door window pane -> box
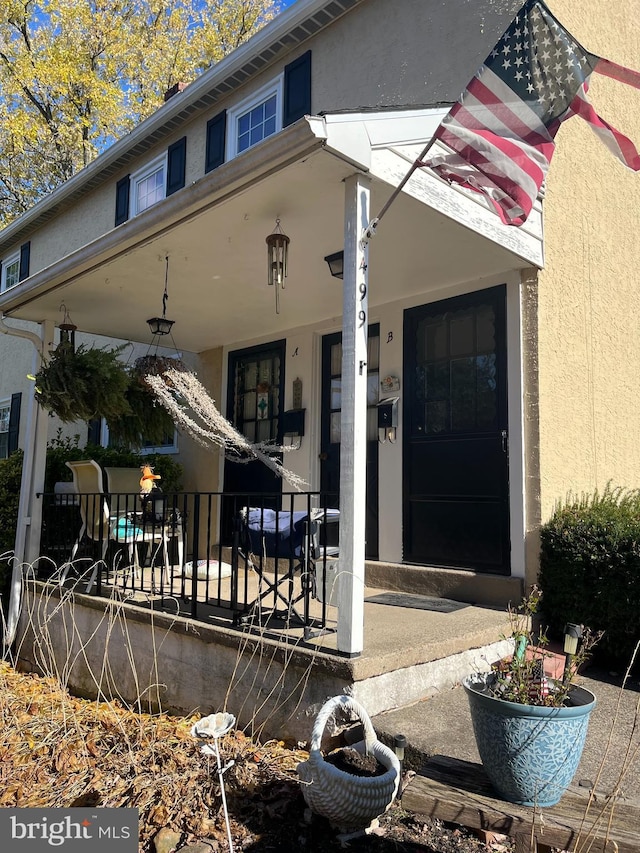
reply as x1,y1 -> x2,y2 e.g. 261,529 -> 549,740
330,343 -> 342,375
413,300 -> 499,434
330,378 -> 341,410
449,312 -> 474,357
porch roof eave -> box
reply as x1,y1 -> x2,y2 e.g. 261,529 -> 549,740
0,108 -> 540,351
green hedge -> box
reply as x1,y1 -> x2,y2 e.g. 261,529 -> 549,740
539,485 -> 640,669
45,433 -> 183,494
0,450 -> 24,603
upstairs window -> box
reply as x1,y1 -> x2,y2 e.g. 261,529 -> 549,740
0,400 -> 10,459
228,81 -> 282,157
238,93 -> 278,153
205,51 -> 311,173
131,154 -> 166,216
1,253 -> 20,292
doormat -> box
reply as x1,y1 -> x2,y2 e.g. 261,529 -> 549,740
365,592 -> 467,613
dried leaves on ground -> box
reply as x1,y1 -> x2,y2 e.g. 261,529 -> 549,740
0,662 -> 511,852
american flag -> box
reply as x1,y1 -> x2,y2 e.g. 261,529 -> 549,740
423,0 -> 640,226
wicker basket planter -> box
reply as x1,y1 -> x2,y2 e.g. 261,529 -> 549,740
297,695 -> 400,831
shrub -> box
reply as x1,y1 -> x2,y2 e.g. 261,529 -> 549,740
539,485 -> 640,668
0,450 -> 24,604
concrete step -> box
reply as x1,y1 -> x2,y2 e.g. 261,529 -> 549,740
365,561 -> 523,609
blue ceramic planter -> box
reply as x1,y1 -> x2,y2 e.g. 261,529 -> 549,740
463,674 -> 596,807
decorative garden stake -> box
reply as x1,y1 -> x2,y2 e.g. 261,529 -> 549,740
191,712 -> 236,852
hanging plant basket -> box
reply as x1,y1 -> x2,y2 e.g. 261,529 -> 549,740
132,354 -> 188,384
297,695 -> 400,831
102,354 -> 186,448
35,344 -> 131,423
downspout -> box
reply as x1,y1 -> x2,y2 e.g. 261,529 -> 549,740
0,314 -> 47,649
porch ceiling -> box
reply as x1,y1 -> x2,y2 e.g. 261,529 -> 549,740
2,130 -> 531,354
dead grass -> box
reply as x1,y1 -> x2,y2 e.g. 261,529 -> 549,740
0,660 -> 307,850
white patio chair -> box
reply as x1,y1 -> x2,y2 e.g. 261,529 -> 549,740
60,460 -> 170,593
59,460 -> 110,592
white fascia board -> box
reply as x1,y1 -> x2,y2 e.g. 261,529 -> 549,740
319,106 -> 451,171
370,141 -> 544,268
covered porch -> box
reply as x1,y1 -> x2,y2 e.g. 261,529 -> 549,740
1,107 -> 542,657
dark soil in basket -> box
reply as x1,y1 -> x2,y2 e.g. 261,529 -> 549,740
324,747 -> 387,777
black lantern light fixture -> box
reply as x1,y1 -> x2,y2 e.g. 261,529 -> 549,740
324,250 -> 344,279
147,255 -> 176,338
58,303 -> 78,352
266,218 -> 289,313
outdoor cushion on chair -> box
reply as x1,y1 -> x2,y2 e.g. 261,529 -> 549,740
245,508 -> 309,559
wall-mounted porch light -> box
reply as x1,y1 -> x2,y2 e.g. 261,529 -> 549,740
147,255 -> 176,339
58,303 -> 77,353
266,218 -> 289,314
324,250 -> 344,279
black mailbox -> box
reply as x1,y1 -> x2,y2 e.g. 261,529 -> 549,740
377,396 -> 399,429
283,408 -> 306,437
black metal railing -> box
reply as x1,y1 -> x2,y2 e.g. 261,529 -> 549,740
38,489 -> 340,638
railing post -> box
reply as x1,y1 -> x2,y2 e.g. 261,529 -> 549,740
191,493 -> 200,619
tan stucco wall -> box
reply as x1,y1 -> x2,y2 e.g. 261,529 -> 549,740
536,1 -> 640,521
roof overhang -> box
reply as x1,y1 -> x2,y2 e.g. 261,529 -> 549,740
0,109 -> 543,352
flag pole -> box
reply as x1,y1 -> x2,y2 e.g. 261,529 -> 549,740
361,135 -> 439,245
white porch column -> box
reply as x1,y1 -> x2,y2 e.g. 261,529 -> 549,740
23,323 -> 52,565
5,318 -> 52,648
337,173 -> 370,656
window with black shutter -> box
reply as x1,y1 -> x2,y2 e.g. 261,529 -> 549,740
283,50 -> 311,127
8,392 -> 21,455
18,242 -> 30,281
166,137 -> 187,196
205,111 -> 227,173
115,175 -> 131,226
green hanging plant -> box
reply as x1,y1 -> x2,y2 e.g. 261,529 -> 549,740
105,355 -> 185,449
35,344 -> 131,423
106,376 -> 175,449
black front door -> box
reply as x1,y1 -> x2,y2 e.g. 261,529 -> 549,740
222,340 -> 286,539
403,287 -> 510,574
320,326 -> 379,560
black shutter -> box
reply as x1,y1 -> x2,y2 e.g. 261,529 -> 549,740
115,175 -> 130,226
205,111 -> 227,173
18,242 -> 30,281
87,418 -> 101,446
283,50 -> 311,127
166,136 -> 187,196
8,392 -> 21,455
